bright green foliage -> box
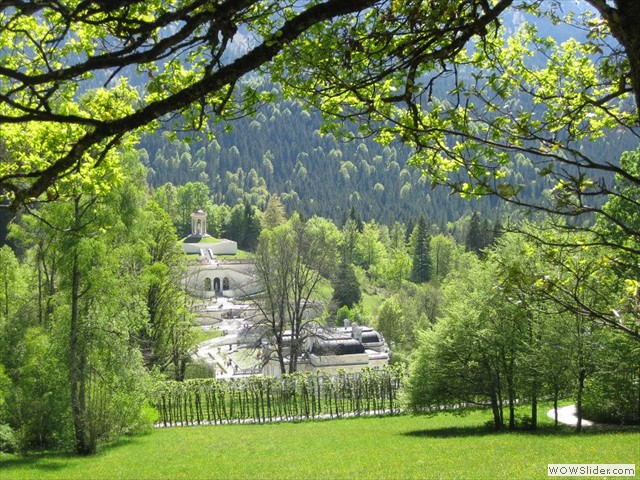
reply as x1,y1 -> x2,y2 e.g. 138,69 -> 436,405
4,327 -> 71,451
594,147 -> 640,336
597,147 -> 640,254
384,247 -> 411,289
261,195 -> 287,230
276,0 -> 640,232
407,227 -> 640,429
137,202 -> 195,380
375,298 -> 405,347
176,182 -> 212,236
582,328 -> 640,424
152,183 -> 180,227
153,367 -> 404,426
408,255 -> 510,427
0,0 -> 386,210
305,216 -> 341,276
0,152 -> 193,453
429,234 -> 463,284
0,246 -> 22,322
356,220 -> 387,277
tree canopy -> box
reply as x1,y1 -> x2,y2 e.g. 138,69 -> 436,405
275,0 -> 640,227
0,0 -> 378,211
2,0 -> 638,219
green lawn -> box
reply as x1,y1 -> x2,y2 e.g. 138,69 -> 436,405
216,249 -> 252,260
195,328 -> 223,343
1,408 -> 638,480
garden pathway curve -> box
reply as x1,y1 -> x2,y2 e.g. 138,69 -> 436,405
546,405 -> 595,427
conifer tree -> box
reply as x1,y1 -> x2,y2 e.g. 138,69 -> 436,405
261,195 -> 287,230
466,212 -> 490,255
331,258 -> 361,310
348,205 -> 364,232
410,216 -> 431,283
242,202 -> 261,252
224,204 -> 246,244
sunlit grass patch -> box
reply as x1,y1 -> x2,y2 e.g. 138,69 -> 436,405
2,406 -> 637,480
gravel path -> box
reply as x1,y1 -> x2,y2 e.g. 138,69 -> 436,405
547,405 -> 595,427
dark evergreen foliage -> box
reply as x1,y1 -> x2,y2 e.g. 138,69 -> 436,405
331,259 -> 362,309
410,215 -> 431,283
242,202 -> 261,251
138,100 -> 532,228
466,212 -> 494,255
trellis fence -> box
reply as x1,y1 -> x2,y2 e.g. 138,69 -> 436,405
153,366 -> 405,427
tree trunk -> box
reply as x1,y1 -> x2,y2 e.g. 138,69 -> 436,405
274,331 -> 286,375
495,371 -> 504,429
69,197 -> 93,455
37,257 -> 43,325
530,389 -> 538,430
553,386 -> 559,428
506,359 -> 516,430
70,243 -> 90,454
576,369 -> 586,433
588,0 -> 640,118
3,263 -> 9,319
490,389 -> 504,430
490,369 -> 504,430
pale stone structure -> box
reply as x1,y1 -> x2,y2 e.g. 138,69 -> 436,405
190,209 -> 208,237
182,210 -> 259,298
184,210 -> 390,377
262,324 -> 390,377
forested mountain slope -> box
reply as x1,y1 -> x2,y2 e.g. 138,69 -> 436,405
138,94 -> 636,227
115,2 -> 639,227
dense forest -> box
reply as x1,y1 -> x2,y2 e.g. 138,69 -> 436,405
140,97 -> 507,226
138,87 -> 638,228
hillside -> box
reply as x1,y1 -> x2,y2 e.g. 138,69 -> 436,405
138,93 -> 637,228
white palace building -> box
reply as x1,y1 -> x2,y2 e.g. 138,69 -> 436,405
183,210 -> 390,378
182,209 -> 259,299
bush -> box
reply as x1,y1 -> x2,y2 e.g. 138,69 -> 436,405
582,379 -> 640,425
0,424 -> 18,453
133,405 -> 159,435
183,360 -> 215,380
582,333 -> 640,425
516,415 -> 534,430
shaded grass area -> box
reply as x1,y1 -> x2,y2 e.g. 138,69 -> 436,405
1,407 -> 638,480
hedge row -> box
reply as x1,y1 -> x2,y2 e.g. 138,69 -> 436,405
153,366 -> 405,426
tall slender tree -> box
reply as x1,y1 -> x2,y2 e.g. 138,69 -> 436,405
410,216 -> 431,283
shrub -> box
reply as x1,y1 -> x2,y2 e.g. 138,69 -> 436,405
0,424 -> 18,453
582,378 -> 640,425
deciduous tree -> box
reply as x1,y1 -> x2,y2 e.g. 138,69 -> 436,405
252,214 -> 334,373
0,0 -> 380,212
277,0 -> 640,265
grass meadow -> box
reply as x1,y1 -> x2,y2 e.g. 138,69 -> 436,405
1,407 -> 638,480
